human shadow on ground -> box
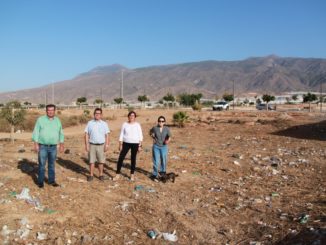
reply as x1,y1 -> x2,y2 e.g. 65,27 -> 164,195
272,120 -> 326,141
104,156 -> 151,178
275,228 -> 325,245
17,158 -> 39,185
81,156 -> 116,179
57,157 -> 89,177
103,157 -> 117,178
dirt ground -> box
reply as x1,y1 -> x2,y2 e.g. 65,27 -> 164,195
0,108 -> 325,244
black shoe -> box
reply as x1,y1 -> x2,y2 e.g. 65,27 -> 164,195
38,183 -> 44,188
49,182 -> 60,187
87,176 -> 94,182
99,176 -> 104,181
150,175 -> 159,182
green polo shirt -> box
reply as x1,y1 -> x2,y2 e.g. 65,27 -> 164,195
32,115 -> 64,145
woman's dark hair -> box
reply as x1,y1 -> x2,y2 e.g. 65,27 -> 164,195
128,111 -> 137,118
158,116 -> 166,122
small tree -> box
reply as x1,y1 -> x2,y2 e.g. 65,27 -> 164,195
178,93 -> 202,106
163,93 -> 175,102
163,93 -> 176,108
138,95 -> 149,107
94,99 -> 103,106
292,94 -> 298,102
0,101 -> 26,143
256,98 -> 262,104
76,97 -> 87,105
262,94 -> 275,110
114,97 -> 123,108
222,93 -> 234,102
173,111 -> 189,128
303,92 -> 317,112
23,101 -> 32,109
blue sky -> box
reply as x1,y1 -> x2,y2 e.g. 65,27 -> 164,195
0,0 -> 325,92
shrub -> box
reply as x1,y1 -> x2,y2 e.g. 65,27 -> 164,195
192,100 -> 202,111
83,109 -> 90,116
173,111 -> 189,128
0,101 -> 26,142
0,118 -> 10,132
79,115 -> 89,124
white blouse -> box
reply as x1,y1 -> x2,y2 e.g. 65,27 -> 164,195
119,122 -> 143,143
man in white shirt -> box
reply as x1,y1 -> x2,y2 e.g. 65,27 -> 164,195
84,108 -> 110,181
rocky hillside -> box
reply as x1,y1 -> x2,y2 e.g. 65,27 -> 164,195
1,55 -> 325,104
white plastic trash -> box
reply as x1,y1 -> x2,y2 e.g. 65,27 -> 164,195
162,230 -> 178,242
16,188 -> 31,200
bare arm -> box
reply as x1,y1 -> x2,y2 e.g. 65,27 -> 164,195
59,142 -> 64,153
34,142 -> 39,153
84,133 -> 89,152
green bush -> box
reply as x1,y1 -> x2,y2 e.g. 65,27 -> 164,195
83,109 -> 90,116
79,115 -> 89,124
173,111 -> 189,128
0,118 -> 10,132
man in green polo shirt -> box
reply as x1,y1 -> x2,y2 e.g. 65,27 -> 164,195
32,104 -> 64,188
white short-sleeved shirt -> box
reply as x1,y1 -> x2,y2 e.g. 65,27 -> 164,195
119,122 -> 143,143
85,119 -> 110,144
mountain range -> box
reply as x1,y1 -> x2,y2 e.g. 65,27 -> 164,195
1,55 -> 325,104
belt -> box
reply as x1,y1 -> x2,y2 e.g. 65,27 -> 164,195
39,144 -> 56,147
90,143 -> 104,145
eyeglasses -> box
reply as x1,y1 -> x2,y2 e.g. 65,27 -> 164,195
158,120 -> 165,123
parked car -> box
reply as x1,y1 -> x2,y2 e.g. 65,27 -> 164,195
256,103 -> 275,110
212,101 -> 229,111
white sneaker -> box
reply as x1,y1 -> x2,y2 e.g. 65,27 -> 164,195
130,174 -> 135,181
113,174 -> 121,181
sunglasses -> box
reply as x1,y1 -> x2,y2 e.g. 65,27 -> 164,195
158,120 -> 165,123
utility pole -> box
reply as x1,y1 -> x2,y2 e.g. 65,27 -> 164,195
52,82 -> 54,104
100,88 -> 103,108
233,80 -> 235,110
320,79 -> 323,112
120,70 -> 124,100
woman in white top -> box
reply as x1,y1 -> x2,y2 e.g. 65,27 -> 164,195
114,111 -> 143,181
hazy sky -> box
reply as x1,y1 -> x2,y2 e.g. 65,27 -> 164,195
1,0 -> 325,92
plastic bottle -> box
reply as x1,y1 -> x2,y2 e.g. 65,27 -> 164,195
147,230 -> 156,239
